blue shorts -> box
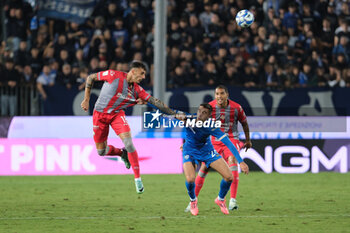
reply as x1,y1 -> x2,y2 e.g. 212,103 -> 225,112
182,149 -> 222,168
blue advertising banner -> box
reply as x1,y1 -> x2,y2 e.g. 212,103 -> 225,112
43,85 -> 350,117
37,0 -> 97,24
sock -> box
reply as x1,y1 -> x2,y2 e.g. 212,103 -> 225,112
128,151 -> 140,178
218,178 -> 232,200
185,181 -> 196,201
105,145 -> 123,156
195,169 -> 208,197
230,164 -> 239,199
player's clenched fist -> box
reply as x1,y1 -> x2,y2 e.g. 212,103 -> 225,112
239,162 -> 249,174
81,99 -> 89,112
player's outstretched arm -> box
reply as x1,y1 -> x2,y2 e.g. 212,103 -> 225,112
81,73 -> 98,112
147,96 -> 176,115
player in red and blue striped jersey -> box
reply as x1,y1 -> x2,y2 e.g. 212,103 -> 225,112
81,61 -> 176,194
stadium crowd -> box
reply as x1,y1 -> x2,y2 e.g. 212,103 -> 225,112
1,0 -> 350,114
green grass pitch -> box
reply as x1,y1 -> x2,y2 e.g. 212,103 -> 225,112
0,172 -> 349,233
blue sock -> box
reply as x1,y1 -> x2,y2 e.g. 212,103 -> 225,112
218,179 -> 232,200
185,181 -> 196,201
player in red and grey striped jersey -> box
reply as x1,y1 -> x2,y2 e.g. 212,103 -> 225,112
81,61 -> 176,194
186,85 -> 252,211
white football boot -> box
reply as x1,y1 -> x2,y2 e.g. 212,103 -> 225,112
229,198 -> 239,211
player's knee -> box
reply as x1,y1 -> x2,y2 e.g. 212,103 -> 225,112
97,148 -> 106,156
185,175 -> 195,183
122,137 -> 135,152
224,174 -> 233,182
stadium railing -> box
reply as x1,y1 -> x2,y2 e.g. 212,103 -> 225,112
0,85 -> 40,116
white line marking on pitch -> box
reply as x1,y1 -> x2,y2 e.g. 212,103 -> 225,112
0,214 -> 349,220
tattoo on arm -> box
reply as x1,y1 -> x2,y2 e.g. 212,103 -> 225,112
85,73 -> 97,89
148,96 -> 176,115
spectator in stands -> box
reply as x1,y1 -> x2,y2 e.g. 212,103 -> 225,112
328,64 -> 346,87
201,61 -> 218,86
6,8 -> 27,51
168,65 -> 187,88
334,17 -> 350,45
299,63 -> 313,87
37,64 -> 55,100
54,34 -> 70,57
57,64 -> 75,89
321,18 -> 334,57
208,13 -> 223,41
283,2 -> 300,31
74,32 -> 90,59
58,49 -> 71,68
67,22 -> 85,47
77,67 -> 89,90
21,63 -> 35,84
313,66 -> 328,87
74,49 -> 87,69
285,65 -> 300,88
28,47 -> 42,77
200,3 -> 214,33
1,58 -> 19,116
14,41 -> 29,67
104,2 -> 123,29
183,1 -> 197,19
187,15 -> 204,46
333,35 -> 349,59
168,18 -> 182,47
111,17 -> 129,48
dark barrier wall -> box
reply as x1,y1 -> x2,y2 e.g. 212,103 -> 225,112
43,85 -> 350,116
241,140 -> 349,173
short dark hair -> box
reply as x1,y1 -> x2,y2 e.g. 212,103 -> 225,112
215,85 -> 228,93
200,103 -> 213,114
130,60 -> 147,71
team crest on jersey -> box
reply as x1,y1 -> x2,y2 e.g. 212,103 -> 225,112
110,71 -> 115,76
220,114 -> 225,120
184,155 -> 189,160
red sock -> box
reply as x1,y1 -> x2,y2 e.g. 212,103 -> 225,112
105,145 -> 122,156
230,164 -> 239,199
195,169 -> 208,197
128,151 -> 140,178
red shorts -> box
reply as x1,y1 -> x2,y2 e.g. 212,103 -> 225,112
92,110 -> 131,143
213,139 -> 241,162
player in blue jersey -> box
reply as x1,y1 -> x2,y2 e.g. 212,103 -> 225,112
180,103 -> 249,216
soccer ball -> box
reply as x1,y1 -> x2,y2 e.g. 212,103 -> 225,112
235,9 -> 254,28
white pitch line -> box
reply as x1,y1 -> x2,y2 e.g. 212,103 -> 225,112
0,214 -> 349,220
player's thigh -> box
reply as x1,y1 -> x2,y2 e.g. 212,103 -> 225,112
210,158 -> 233,181
93,111 -> 109,146
183,161 -> 196,182
223,145 -> 240,164
111,111 -> 131,137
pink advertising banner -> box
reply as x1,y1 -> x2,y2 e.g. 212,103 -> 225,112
0,139 -> 183,176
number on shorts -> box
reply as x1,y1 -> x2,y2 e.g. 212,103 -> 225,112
120,116 -> 127,123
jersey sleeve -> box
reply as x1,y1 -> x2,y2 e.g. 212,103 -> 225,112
237,105 -> 247,123
210,128 -> 243,163
97,70 -> 117,82
135,84 -> 151,101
